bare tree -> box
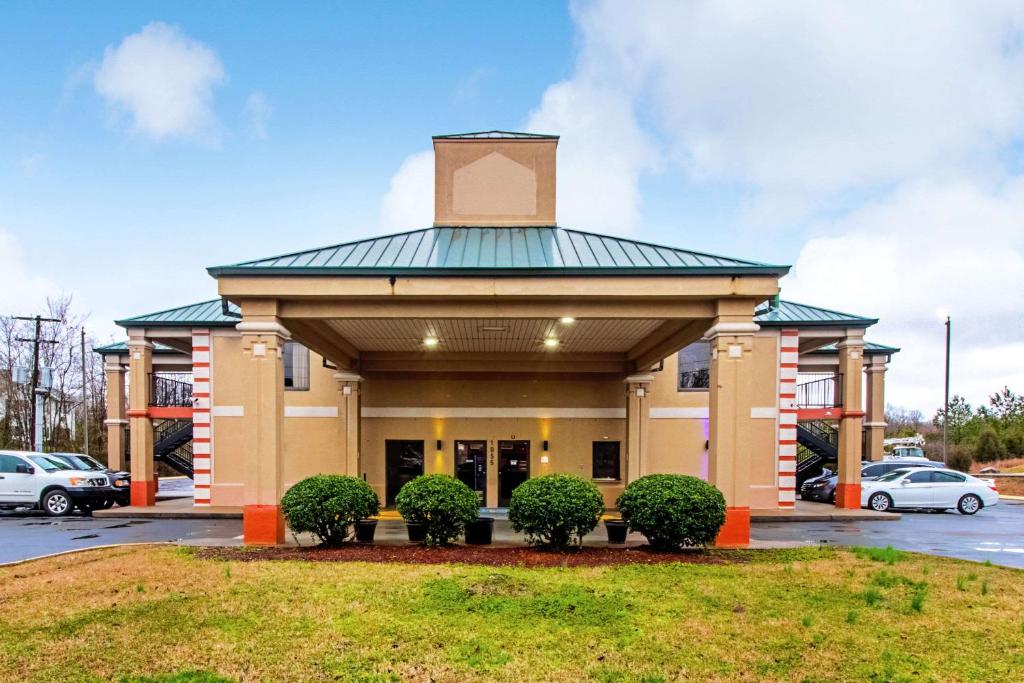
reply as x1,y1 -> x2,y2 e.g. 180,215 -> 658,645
1,295 -> 107,455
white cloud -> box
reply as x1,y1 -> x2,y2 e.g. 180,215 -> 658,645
243,91 -> 271,140
92,22 -> 226,141
378,150 -> 434,232
785,178 -> 1024,410
0,230 -> 61,315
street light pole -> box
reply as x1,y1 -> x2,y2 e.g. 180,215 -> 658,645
943,315 -> 951,465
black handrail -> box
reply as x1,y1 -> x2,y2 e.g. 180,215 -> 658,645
796,373 -> 843,409
150,373 -> 193,407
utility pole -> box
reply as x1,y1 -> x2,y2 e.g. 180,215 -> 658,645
943,315 -> 951,465
81,327 -> 89,456
14,315 -> 60,452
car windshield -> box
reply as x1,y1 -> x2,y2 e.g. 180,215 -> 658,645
27,455 -> 70,472
80,455 -> 106,470
54,454 -> 102,470
874,469 -> 912,482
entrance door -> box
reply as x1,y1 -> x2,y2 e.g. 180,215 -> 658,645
385,440 -> 424,507
455,440 -> 487,506
498,440 -> 530,507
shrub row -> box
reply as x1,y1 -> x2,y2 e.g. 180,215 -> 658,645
281,472 -> 727,551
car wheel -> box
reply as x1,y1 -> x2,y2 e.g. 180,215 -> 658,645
828,491 -> 836,504
42,489 -> 73,517
957,494 -> 982,515
868,492 -> 893,512
98,498 -> 114,510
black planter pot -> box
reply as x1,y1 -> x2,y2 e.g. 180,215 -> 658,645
465,517 -> 494,545
406,522 -> 427,543
605,520 -> 628,544
354,519 -> 377,543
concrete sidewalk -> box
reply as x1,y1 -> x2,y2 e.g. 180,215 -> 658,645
97,497 -> 897,523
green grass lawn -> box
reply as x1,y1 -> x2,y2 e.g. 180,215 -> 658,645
1,545 -> 1022,682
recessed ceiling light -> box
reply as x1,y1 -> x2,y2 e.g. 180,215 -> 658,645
423,337 -> 439,347
543,338 -> 559,348
560,317 -> 575,324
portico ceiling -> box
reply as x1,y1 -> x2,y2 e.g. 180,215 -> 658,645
322,318 -> 665,354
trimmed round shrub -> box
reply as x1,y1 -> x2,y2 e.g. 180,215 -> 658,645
395,474 -> 478,546
281,475 -> 379,547
617,474 -> 726,550
508,474 -> 604,549
945,445 -> 973,473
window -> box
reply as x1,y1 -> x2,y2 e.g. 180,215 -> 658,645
592,441 -> 621,480
862,464 -> 886,478
0,454 -> 24,473
283,342 -> 310,390
677,341 -> 710,390
907,471 -> 932,483
930,471 -> 965,483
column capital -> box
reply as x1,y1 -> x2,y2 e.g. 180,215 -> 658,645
624,373 -> 654,385
104,418 -> 129,426
864,363 -> 887,374
127,339 -> 153,350
333,371 -> 363,384
104,362 -> 126,373
705,321 -> 759,339
236,321 -> 291,339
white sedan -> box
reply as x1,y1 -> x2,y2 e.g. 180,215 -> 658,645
861,467 -> 999,514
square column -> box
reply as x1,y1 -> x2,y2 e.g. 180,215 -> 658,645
237,319 -> 290,545
864,358 -> 888,462
127,337 -> 155,506
103,361 -> 128,472
835,333 -> 865,508
707,313 -> 759,547
334,372 -> 363,478
624,374 -> 653,483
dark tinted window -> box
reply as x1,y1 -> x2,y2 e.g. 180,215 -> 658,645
283,342 -> 310,390
592,442 -> 621,480
0,454 -> 25,473
862,464 -> 886,478
907,471 -> 932,483
677,342 -> 710,390
930,471 -> 965,483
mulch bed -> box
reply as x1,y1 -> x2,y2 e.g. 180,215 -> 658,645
196,544 -> 743,567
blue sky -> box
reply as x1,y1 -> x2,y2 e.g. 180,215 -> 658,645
2,2 -> 1023,413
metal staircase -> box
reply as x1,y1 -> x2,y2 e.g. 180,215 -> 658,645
795,420 -> 839,486
153,419 -> 194,478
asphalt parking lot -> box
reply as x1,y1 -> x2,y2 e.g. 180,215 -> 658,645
2,499 -> 1021,567
752,499 -> 1024,568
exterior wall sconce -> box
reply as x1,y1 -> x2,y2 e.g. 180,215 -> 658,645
542,440 -> 549,451
540,440 -> 550,464
436,439 -> 443,450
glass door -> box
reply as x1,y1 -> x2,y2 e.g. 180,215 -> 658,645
454,440 -> 487,506
497,440 -> 530,507
385,440 -> 424,507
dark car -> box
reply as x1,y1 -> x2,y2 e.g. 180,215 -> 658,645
800,459 -> 944,503
47,452 -> 130,507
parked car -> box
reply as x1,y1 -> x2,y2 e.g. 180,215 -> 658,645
801,459 -> 945,503
0,450 -> 113,516
47,452 -> 130,507
861,467 -> 999,514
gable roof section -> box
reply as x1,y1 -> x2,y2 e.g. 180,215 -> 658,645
114,299 -> 240,329
755,299 -> 877,328
807,341 -> 900,355
207,227 -> 790,277
433,131 -> 558,140
93,341 -> 183,355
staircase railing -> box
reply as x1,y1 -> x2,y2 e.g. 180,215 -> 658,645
150,373 -> 193,407
796,373 -> 843,409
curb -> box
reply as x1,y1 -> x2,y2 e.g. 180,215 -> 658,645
93,510 -> 242,519
0,542 -> 173,569
751,513 -> 900,523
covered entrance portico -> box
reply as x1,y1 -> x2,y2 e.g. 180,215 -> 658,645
211,246 -> 786,546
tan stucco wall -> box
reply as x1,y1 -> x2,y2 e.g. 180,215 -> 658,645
433,138 -> 557,226
206,333 -> 783,510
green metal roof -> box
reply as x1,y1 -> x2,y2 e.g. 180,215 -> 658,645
807,341 -> 900,355
207,227 -> 790,277
93,341 -> 183,355
432,131 -> 558,140
755,299 -> 877,327
114,299 -> 240,329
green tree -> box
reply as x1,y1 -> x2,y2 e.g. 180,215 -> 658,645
974,426 -> 1006,463
933,395 -> 973,445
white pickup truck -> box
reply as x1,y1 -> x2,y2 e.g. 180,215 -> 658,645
0,450 -> 113,516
